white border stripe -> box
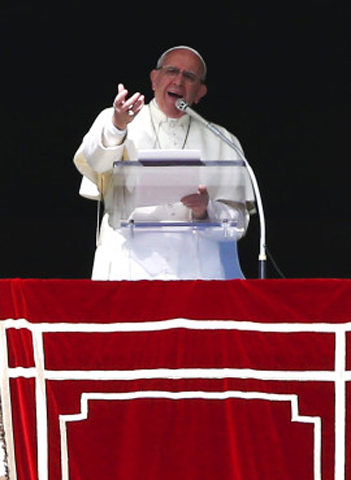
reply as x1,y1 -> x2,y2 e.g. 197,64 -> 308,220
32,330 -> 48,480
3,317 -> 351,333
8,367 -> 337,382
59,391 -> 322,480
1,318 -> 349,480
334,330 -> 346,480
0,324 -> 17,480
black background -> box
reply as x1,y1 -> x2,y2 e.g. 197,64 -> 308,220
1,1 -> 350,279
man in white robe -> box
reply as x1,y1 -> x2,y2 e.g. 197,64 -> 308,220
74,46 -> 255,280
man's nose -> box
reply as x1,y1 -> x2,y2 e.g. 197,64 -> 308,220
173,71 -> 185,85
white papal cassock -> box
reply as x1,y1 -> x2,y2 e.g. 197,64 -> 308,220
74,99 -> 255,280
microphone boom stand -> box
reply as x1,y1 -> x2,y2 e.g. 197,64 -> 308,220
176,99 -> 267,279
207,123 -> 267,279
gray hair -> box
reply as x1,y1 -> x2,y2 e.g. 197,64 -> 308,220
156,45 -> 207,81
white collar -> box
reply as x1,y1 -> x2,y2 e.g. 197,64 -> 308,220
149,98 -> 190,127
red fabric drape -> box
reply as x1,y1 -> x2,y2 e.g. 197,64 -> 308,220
0,279 -> 350,480
1,278 -> 351,323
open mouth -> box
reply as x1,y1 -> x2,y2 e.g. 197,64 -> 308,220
167,91 -> 183,99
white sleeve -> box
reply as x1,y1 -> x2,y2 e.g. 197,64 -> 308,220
102,119 -> 127,147
82,108 -> 126,173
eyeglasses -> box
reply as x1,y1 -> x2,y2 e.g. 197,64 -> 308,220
157,65 -> 204,84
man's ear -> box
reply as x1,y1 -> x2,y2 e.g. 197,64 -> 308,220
150,69 -> 158,91
194,83 -> 208,104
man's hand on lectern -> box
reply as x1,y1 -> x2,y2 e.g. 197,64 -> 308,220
181,185 -> 209,220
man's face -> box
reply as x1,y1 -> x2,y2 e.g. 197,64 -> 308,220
150,49 -> 207,118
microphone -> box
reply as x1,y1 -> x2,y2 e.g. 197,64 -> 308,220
175,98 -> 188,112
175,98 -> 209,126
176,98 -> 267,279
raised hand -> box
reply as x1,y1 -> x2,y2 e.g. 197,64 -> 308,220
112,83 -> 145,130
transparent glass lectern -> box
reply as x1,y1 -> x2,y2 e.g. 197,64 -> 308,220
111,159 -> 250,280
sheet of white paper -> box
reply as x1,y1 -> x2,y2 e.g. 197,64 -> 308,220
131,165 -> 201,206
137,149 -> 202,166
121,150 -> 202,206
113,151 -> 252,208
